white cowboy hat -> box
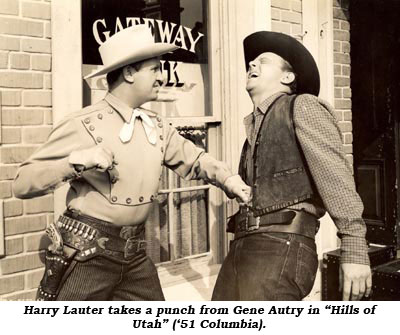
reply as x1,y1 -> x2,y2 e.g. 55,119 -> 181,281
84,24 -> 178,79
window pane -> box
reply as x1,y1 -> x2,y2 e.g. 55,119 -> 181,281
146,126 -> 210,263
81,0 -> 211,117
146,187 -> 210,263
174,188 -> 209,259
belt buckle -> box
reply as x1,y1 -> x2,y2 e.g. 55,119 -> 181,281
124,238 -> 146,259
245,207 -> 260,232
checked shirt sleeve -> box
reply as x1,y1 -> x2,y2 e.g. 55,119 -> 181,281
293,94 -> 369,265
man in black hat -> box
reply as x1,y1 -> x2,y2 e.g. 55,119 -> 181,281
212,31 -> 371,301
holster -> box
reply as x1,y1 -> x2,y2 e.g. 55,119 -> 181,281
36,248 -> 77,301
36,212 -> 146,300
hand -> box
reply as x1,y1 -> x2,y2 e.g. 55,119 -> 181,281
69,146 -> 116,172
339,263 -> 372,300
223,175 -> 252,205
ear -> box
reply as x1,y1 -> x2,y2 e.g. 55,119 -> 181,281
280,71 -> 295,85
122,65 -> 135,83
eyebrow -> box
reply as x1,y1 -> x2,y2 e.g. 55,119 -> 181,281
259,57 -> 273,64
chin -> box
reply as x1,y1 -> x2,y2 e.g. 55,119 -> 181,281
145,92 -> 157,101
246,85 -> 254,94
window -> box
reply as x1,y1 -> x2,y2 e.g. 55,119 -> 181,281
82,0 -> 212,118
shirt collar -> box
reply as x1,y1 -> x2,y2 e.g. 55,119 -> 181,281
257,92 -> 287,115
243,92 -> 287,126
104,92 -> 134,123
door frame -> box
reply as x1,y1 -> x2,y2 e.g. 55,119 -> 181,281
303,0 -> 338,258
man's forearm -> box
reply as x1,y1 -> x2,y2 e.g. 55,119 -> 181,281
193,152 -> 234,187
339,218 -> 370,265
13,157 -> 77,199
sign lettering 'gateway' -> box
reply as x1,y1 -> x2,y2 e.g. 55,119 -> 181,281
93,17 -> 204,54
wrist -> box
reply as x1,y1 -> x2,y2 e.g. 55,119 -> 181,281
340,235 -> 370,266
72,164 -> 85,177
55,157 -> 81,182
223,174 -> 239,189
223,174 -> 240,199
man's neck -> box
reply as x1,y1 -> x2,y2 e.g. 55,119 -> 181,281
250,88 -> 288,108
109,85 -> 143,109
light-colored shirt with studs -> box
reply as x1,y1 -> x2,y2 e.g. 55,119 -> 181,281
13,93 -> 233,226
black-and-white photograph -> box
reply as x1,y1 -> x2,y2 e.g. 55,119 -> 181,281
0,0 -> 399,309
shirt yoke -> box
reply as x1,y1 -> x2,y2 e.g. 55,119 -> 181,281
68,100 -> 110,120
292,94 -> 343,137
293,94 -> 337,120
138,108 -> 173,144
138,107 -> 169,124
54,100 -> 110,129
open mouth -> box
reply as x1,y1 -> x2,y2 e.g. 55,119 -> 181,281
248,72 -> 259,79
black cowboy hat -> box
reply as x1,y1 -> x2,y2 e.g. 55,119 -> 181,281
243,31 -> 320,95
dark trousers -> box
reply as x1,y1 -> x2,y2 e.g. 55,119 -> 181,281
212,232 -> 318,301
49,212 -> 165,301
57,251 -> 165,301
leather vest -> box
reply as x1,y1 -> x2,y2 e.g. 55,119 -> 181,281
239,94 -> 316,216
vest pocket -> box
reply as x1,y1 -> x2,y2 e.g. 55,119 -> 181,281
272,166 -> 304,178
268,167 -> 310,203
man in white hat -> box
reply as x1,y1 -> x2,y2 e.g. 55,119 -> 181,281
13,25 -> 251,301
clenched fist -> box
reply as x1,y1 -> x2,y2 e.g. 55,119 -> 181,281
223,174 -> 252,205
69,146 -> 116,172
